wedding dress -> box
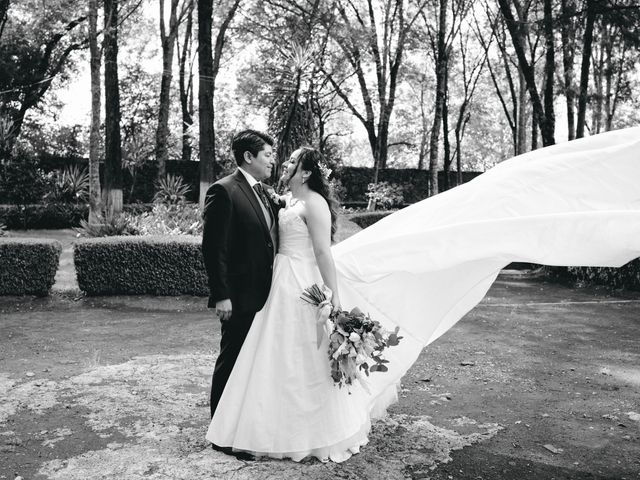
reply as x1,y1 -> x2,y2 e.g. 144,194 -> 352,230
207,127 -> 640,462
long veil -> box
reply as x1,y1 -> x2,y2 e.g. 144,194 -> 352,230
332,126 -> 640,409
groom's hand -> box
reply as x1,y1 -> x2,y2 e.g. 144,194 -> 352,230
215,299 -> 232,322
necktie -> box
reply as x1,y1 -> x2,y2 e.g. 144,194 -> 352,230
253,183 -> 273,225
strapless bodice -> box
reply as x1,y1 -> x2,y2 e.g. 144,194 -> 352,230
278,207 -> 315,259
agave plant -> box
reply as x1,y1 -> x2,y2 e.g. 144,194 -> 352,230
47,165 -> 90,202
75,210 -> 138,237
153,173 -> 192,204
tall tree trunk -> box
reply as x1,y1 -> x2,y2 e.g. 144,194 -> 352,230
560,0 -> 576,140
428,0 -> 448,197
156,0 -> 181,181
417,82 -> 428,169
178,0 -> 194,162
516,70 -> 527,154
605,42 -> 625,131
88,0 -> 102,223
577,0 -> 597,138
591,21 -> 606,134
542,0 -> 555,144
103,0 -> 123,214
442,72 -> 451,191
198,0 -> 215,207
198,0 -> 240,206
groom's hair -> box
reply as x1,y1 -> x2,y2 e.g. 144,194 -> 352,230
232,129 -> 274,166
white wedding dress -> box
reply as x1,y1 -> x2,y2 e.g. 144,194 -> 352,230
207,127 -> 640,462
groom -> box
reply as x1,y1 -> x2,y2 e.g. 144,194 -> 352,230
202,129 -> 279,421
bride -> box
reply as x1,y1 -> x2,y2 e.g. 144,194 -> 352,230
207,146 -> 376,462
206,127 -> 640,462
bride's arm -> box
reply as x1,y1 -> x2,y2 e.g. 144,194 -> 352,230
305,194 -> 341,309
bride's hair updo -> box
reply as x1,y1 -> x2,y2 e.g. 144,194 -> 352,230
293,147 -> 339,242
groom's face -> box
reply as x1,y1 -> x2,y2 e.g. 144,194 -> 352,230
245,144 -> 274,181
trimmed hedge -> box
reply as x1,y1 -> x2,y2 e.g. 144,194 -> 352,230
0,203 -> 156,230
0,203 -> 89,229
0,238 -> 62,296
348,211 -> 395,229
545,260 -> 640,291
74,235 -> 209,295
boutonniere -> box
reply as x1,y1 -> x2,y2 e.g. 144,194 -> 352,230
263,185 -> 286,208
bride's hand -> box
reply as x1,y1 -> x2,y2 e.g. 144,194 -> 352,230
331,297 -> 341,313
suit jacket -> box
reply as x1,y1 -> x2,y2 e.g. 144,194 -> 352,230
202,170 -> 280,313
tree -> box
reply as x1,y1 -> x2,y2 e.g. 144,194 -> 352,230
421,0 -> 472,195
88,0 -> 102,223
156,0 -> 190,180
319,0 -> 423,184
103,0 -> 123,214
176,0 -> 195,162
559,0 -> 579,140
497,0 -> 556,147
0,0 -> 87,155
198,0 -> 241,206
450,19 -> 487,187
577,0 -> 640,136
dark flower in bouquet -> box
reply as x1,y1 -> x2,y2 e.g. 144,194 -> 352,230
301,284 -> 403,391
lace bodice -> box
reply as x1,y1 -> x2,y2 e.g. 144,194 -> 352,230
278,205 -> 315,259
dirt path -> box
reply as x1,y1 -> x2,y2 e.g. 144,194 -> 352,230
1,277 -> 639,479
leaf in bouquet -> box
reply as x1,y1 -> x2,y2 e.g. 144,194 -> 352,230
349,306 -> 363,316
387,333 -> 400,346
370,364 -> 388,373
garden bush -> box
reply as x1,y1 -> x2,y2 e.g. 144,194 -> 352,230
0,161 -> 50,204
74,235 -> 209,296
366,182 -> 405,209
0,203 -> 89,229
348,211 -> 395,229
545,260 -> 640,291
126,202 -> 202,236
0,238 -> 61,295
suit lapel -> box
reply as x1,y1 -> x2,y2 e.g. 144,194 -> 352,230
233,170 -> 271,237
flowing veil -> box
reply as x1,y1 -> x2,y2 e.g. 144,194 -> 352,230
332,127 -> 640,411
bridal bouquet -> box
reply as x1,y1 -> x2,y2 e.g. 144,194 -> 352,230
301,284 -> 402,391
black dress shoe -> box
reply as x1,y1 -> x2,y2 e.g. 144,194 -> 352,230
211,443 -> 255,461
232,450 -> 256,461
210,443 -> 233,455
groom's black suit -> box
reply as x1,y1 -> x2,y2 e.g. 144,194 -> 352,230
202,169 -> 279,418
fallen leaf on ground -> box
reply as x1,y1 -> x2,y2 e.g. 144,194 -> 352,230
542,444 -> 563,454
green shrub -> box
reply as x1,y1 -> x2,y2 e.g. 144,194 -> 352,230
126,202 -> 202,236
45,165 -> 90,203
348,211 -> 395,229
74,235 -> 209,296
0,238 -> 61,295
366,182 -> 405,209
0,161 -> 50,204
153,174 -> 192,204
0,203 -> 89,229
123,203 -> 155,216
545,260 -> 640,291
75,212 -> 137,237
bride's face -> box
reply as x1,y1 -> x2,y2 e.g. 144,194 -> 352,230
283,150 -> 305,186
